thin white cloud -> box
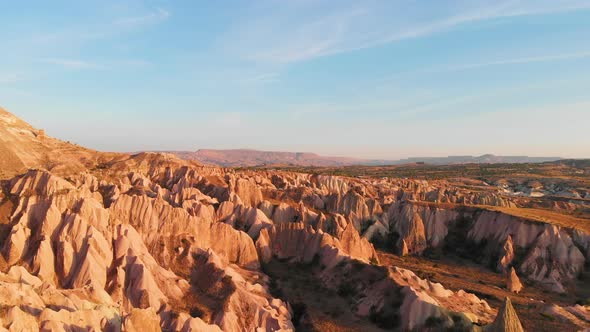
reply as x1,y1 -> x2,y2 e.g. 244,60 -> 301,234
244,72 -> 280,83
37,58 -> 153,70
0,73 -> 24,84
440,51 -> 590,71
247,7 -> 367,63
27,7 -> 171,48
38,58 -> 104,70
114,7 -> 171,28
115,59 -> 153,67
229,0 -> 590,64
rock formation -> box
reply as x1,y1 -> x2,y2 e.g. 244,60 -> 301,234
0,108 -> 588,331
485,297 -> 525,332
507,267 -> 523,293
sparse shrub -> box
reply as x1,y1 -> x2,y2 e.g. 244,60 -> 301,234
451,313 -> 462,323
336,260 -> 348,268
360,218 -> 377,234
423,247 -> 442,260
369,306 -> 400,329
190,307 -> 204,318
424,315 -> 445,328
310,253 -> 321,266
337,281 -> 355,297
290,302 -> 307,326
267,277 -> 283,299
370,256 -> 379,265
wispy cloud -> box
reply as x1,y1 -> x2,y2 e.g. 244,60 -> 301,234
114,7 -> 171,28
244,72 -> 280,84
37,58 -> 153,70
27,6 -> 171,49
228,0 -> 590,64
245,7 -> 368,63
38,58 -> 104,70
439,51 -> 590,72
115,59 -> 153,67
0,73 -> 25,85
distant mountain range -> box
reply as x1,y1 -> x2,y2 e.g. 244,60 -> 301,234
159,149 -> 562,167
394,154 -> 562,165
164,149 -> 374,167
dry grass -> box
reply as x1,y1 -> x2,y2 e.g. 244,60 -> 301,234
484,206 -> 590,233
412,200 -> 590,234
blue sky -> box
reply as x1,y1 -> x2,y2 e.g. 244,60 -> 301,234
1,0 -> 589,159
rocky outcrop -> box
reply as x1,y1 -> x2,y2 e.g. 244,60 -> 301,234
388,203 -> 434,255
190,249 -> 293,331
541,304 -> 590,330
469,211 -> 586,292
232,177 -> 263,207
110,194 -> 260,269
0,169 -> 263,331
0,267 -> 121,331
122,308 -> 162,332
318,255 -> 494,331
498,235 -> 515,273
108,224 -> 188,310
386,201 -> 589,292
388,202 -> 461,252
340,222 -> 379,263
485,297 -> 524,332
507,267 -> 523,293
389,266 -> 494,329
255,221 -> 378,265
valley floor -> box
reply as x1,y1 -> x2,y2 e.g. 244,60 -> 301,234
263,259 -> 388,332
263,251 -> 588,331
377,251 -> 584,331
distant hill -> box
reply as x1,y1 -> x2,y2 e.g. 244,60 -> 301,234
161,149 -> 562,167
165,149 -> 383,167
395,154 -> 562,165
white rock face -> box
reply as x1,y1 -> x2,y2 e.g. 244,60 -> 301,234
191,249 -> 294,331
388,202 -> 459,254
0,169 -> 282,331
470,211 -> 586,291
390,267 -> 494,330
386,201 -> 589,292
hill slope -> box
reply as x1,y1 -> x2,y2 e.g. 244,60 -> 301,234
0,107 -> 121,179
167,149 -> 384,167
164,149 -> 562,167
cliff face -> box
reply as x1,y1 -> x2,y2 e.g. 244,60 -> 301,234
387,201 -> 589,292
